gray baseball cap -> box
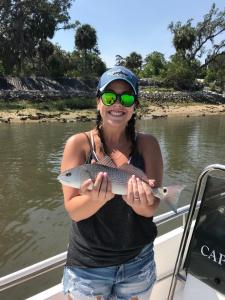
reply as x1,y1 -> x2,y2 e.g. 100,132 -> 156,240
97,66 -> 139,95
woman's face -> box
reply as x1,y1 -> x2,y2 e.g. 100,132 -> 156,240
97,80 -> 135,129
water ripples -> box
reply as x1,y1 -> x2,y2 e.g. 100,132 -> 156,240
1,116 -> 225,277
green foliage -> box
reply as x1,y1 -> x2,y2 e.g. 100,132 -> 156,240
75,23 -> 100,77
165,54 -> 197,90
0,61 -> 5,75
67,50 -> 106,78
125,52 -> 142,73
89,54 -> 107,77
46,98 -> 96,110
47,45 -> 71,78
115,52 -> 142,74
168,3 -> 225,68
0,98 -> 96,111
167,3 -> 225,90
168,20 -> 196,54
0,0 -> 74,75
75,24 -> 97,51
115,55 -> 126,66
205,53 -> 225,91
142,51 -> 167,78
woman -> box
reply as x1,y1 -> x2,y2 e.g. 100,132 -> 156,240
60,66 -> 163,300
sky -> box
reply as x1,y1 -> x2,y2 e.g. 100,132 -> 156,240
52,0 -> 225,68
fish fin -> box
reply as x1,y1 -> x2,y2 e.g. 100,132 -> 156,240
96,155 -> 117,168
118,163 -> 149,182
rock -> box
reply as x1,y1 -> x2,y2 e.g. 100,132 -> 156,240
152,114 -> 167,119
0,117 -> 11,123
28,115 -> 40,120
0,76 -> 95,101
20,116 -> 28,121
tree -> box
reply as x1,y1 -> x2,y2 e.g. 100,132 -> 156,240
142,51 -> 167,77
46,45 -> 70,78
115,55 -> 125,66
205,53 -> 225,91
124,52 -> 142,74
165,53 -> 199,90
67,50 -> 106,78
75,24 -> 98,77
168,3 -> 225,69
169,20 -> 196,56
0,0 -> 74,75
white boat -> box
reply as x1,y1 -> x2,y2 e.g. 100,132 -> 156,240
1,164 -> 225,300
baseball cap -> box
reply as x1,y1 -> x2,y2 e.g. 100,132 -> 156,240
97,66 -> 139,96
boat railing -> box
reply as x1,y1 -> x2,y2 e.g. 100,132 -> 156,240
0,201 -> 200,292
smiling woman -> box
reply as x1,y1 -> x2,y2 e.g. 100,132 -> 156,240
59,66 -> 163,300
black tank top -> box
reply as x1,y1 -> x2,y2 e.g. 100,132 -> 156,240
66,133 -> 157,267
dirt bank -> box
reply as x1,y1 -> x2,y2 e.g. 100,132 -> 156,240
1,102 -> 225,124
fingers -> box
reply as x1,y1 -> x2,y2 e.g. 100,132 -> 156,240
126,176 -> 134,205
142,181 -> 155,205
125,175 -> 155,207
92,172 -> 104,195
80,178 -> 93,194
92,172 -> 114,201
148,179 -> 156,188
137,178 -> 149,205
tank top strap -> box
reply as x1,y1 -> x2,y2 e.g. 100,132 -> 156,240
83,131 -> 99,162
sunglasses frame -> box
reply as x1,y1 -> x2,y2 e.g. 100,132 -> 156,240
99,91 -> 137,107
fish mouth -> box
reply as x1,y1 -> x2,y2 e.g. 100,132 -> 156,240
57,174 -> 70,183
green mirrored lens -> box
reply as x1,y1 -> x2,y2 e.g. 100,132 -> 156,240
101,92 -> 116,106
120,94 -> 135,107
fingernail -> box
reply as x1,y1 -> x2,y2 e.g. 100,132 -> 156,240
88,182 -> 93,190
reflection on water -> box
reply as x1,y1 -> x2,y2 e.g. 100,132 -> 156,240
0,115 -> 225,298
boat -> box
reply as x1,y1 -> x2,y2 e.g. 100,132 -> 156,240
1,164 -> 225,300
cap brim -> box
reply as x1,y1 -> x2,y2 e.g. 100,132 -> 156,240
99,78 -> 137,95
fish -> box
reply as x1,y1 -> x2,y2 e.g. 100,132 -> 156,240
58,157 -> 184,213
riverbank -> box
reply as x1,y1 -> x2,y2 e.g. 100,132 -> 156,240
1,102 -> 225,123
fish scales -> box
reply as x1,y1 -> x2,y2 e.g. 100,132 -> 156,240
80,164 -> 132,195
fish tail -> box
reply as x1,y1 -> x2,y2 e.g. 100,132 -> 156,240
162,185 -> 185,213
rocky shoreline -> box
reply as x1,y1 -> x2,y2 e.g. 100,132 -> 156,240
1,76 -> 225,124
1,102 -> 225,124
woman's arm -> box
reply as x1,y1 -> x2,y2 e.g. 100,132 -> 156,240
61,133 -> 114,222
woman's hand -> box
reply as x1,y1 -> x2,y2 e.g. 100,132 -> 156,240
80,172 -> 114,203
122,175 -> 157,208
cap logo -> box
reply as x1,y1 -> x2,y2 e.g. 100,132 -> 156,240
112,70 -> 128,77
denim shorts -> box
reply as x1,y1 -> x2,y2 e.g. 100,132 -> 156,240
62,243 -> 156,300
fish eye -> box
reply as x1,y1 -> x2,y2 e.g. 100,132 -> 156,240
163,188 -> 167,193
66,172 -> 71,177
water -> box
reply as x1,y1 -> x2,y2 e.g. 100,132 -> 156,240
0,115 -> 225,299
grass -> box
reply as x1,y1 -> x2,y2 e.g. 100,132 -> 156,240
0,97 -> 96,111
141,87 -> 176,93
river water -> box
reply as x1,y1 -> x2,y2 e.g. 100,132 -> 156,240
0,115 -> 225,299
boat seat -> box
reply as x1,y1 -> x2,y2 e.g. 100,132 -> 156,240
168,167 -> 225,300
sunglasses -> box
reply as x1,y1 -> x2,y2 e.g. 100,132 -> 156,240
100,91 -> 136,107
